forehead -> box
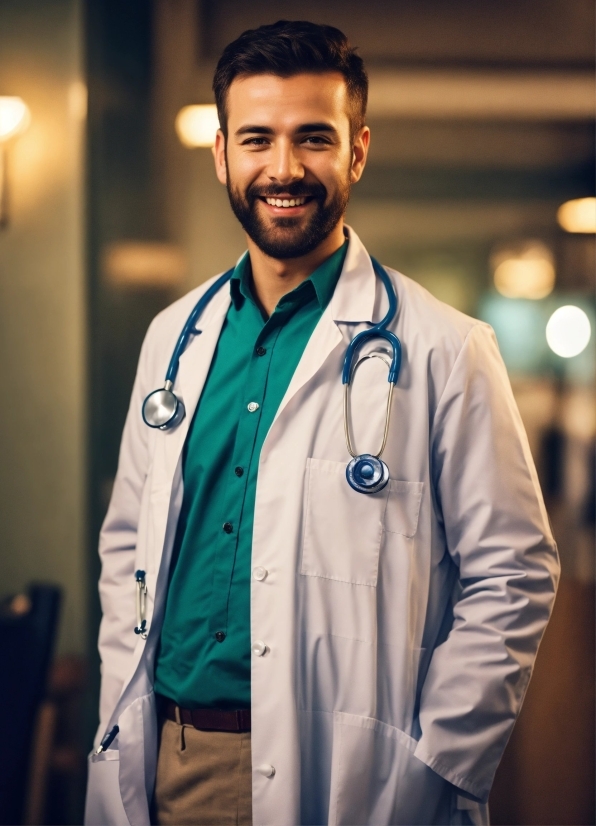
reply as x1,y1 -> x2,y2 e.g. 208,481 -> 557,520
226,72 -> 350,130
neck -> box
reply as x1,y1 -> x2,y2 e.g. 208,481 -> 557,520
246,221 -> 346,317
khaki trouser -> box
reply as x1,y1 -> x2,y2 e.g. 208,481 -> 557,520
153,717 -> 252,825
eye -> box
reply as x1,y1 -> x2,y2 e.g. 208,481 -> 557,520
242,137 -> 270,147
302,136 -> 331,146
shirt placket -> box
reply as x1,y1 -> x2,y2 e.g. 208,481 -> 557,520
208,318 -> 285,638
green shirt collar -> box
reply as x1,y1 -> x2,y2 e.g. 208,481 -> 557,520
230,240 -> 347,314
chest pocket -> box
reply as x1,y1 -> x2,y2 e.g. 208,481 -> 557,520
301,458 -> 423,587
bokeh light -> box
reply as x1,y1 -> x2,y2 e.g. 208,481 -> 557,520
492,240 -> 555,299
557,197 -> 596,233
0,96 -> 30,142
546,305 -> 592,358
175,104 -> 220,148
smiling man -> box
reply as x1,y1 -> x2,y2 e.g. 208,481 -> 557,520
86,20 -> 559,826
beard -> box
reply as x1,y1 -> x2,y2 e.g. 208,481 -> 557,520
226,171 -> 351,260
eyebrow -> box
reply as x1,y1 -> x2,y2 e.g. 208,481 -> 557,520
234,122 -> 339,138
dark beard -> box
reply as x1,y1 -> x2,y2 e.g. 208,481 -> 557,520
226,176 -> 351,259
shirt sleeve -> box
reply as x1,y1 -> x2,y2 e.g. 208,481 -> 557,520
413,323 -> 560,802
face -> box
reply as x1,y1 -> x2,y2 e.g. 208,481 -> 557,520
214,72 -> 369,259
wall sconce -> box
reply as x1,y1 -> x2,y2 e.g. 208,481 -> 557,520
175,104 -> 219,148
0,96 -> 31,228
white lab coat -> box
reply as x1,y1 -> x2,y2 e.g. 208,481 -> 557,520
85,227 -> 559,826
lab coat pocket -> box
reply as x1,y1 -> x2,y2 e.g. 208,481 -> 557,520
301,458 -> 386,586
330,713 -> 452,826
383,480 -> 423,537
85,752 -> 130,825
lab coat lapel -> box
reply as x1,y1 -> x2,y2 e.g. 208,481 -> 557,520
157,286 -> 231,481
271,227 -> 377,426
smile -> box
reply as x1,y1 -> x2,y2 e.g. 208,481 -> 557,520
263,196 -> 309,208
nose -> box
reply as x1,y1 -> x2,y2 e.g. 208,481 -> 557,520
267,138 -> 304,186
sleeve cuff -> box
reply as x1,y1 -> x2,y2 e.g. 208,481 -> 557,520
413,741 -> 489,804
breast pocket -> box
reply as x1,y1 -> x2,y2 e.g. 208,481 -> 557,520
301,459 -> 423,587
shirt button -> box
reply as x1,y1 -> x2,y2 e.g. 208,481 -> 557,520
235,466 -> 244,477
215,631 -> 226,643
251,639 -> 268,657
247,402 -> 259,412
253,566 -> 268,581
223,522 -> 233,534
256,346 -> 267,356
257,763 -> 275,777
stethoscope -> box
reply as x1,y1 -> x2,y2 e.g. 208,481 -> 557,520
142,256 -> 401,495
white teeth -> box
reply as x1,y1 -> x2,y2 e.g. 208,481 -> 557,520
265,196 -> 306,207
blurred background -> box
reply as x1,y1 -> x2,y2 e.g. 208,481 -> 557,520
0,1 -> 594,823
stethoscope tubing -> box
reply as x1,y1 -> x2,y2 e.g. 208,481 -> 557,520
342,258 -> 401,386
165,268 -> 235,386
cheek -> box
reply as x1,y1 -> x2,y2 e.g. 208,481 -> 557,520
228,150 -> 263,182
310,149 -> 352,184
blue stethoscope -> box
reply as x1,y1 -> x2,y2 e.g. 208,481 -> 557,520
142,256 -> 401,494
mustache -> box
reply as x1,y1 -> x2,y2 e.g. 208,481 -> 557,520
246,182 -> 327,201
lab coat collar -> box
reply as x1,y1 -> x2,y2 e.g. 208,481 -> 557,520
330,225 -> 377,324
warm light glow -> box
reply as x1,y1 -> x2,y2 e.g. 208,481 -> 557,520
68,81 -> 88,121
492,241 -> 555,300
175,105 -> 220,148
0,97 -> 30,142
557,197 -> 596,233
103,242 -> 187,287
546,305 -> 591,358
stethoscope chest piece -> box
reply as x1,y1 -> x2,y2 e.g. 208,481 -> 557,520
346,453 -> 389,494
142,382 -> 185,430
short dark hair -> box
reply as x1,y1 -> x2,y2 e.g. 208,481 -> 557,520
212,20 -> 368,139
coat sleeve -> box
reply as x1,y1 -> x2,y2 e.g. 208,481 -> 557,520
413,323 -> 560,802
94,323 -> 155,744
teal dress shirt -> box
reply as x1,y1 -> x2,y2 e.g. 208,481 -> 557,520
153,241 -> 347,708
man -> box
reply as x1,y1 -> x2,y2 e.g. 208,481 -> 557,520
85,20 -> 559,826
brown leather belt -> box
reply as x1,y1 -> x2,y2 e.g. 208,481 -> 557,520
161,698 -> 251,732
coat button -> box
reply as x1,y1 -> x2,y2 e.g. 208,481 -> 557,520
251,639 -> 267,656
215,631 -> 226,643
234,466 -> 244,477
257,763 -> 275,777
247,402 -> 259,412
256,346 -> 267,356
223,522 -> 233,533
253,566 -> 268,581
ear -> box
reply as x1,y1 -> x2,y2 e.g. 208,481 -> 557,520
213,129 -> 227,185
350,126 -> 370,184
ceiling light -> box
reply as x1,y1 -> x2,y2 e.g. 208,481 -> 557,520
175,105 -> 220,148
492,241 -> 555,300
0,96 -> 30,142
546,305 -> 591,358
556,197 -> 596,233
